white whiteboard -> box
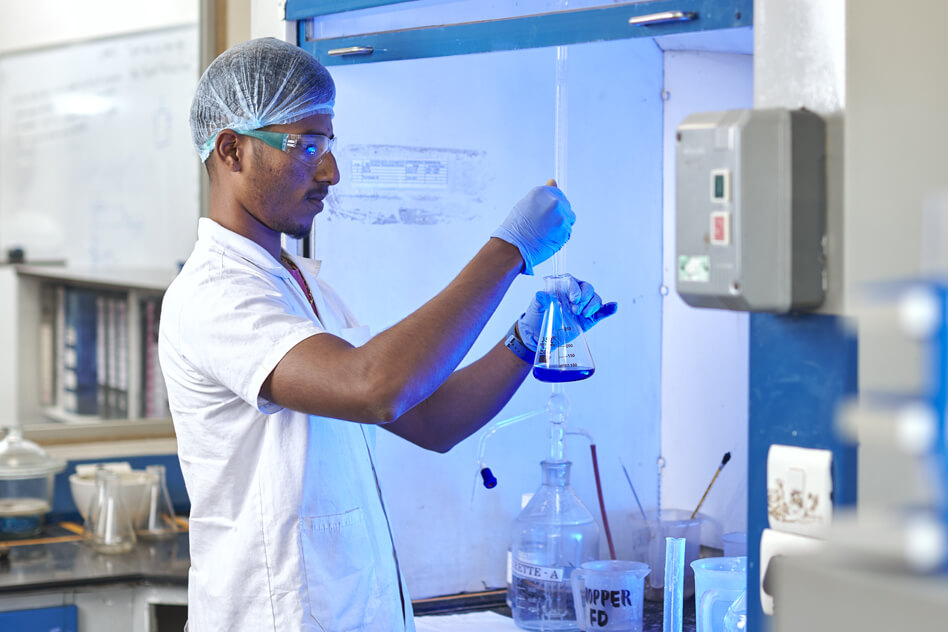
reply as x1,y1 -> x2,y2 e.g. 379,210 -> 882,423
0,25 -> 199,269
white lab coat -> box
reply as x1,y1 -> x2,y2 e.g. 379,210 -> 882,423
159,218 -> 415,632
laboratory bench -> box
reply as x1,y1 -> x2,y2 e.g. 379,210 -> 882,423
401,585 -> 696,631
0,529 -> 696,631
0,529 -> 188,595
0,528 -> 188,631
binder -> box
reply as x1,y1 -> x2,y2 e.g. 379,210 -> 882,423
142,296 -> 170,418
62,287 -> 98,415
116,297 -> 129,418
96,295 -> 109,418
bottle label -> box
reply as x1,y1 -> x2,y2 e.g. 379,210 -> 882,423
511,558 -> 567,581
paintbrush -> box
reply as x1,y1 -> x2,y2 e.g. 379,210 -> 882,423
690,452 -> 731,519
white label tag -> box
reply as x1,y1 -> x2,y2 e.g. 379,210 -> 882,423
678,255 -> 710,283
512,559 -> 566,581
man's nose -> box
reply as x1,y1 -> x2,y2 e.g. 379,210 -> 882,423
316,151 -> 340,186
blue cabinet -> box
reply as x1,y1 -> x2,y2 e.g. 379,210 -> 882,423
0,605 -> 78,632
290,0 -> 752,66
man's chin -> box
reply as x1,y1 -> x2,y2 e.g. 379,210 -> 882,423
282,224 -> 312,240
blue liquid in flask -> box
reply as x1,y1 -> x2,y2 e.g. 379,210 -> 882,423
532,366 -> 595,383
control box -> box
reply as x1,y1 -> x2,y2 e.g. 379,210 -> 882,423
676,108 -> 826,312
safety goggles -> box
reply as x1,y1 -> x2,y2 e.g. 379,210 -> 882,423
240,129 -> 336,167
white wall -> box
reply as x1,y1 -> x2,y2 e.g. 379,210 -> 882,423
299,2 -> 754,598
754,0 -> 846,315
0,1 -> 197,54
315,35 -> 665,598
660,51 -> 754,544
0,2 -> 201,270
846,1 -> 948,506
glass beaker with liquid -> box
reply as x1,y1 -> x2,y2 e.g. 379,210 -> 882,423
510,460 -> 600,631
533,274 -> 595,383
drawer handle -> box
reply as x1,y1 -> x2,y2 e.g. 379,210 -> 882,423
327,46 -> 374,57
628,11 -> 697,26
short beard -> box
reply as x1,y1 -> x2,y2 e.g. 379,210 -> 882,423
285,224 -> 312,240
267,218 -> 312,240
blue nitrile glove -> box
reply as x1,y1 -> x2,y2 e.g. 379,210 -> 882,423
516,274 -> 619,351
491,185 -> 576,275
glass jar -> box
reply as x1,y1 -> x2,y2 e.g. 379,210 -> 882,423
510,460 -> 600,631
0,427 -> 66,537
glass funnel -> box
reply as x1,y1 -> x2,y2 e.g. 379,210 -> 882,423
533,274 -> 595,383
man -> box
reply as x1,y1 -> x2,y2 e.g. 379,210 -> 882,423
159,38 -> 616,632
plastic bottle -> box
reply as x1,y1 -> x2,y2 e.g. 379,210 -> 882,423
510,460 -> 600,631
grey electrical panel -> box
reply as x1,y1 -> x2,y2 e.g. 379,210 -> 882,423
676,108 -> 826,312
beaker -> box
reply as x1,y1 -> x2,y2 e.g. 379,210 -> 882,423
570,560 -> 649,632
691,556 -> 747,632
510,460 -> 600,631
721,532 -> 747,558
642,509 -> 704,601
135,465 -> 178,540
533,274 -> 595,383
87,471 -> 136,554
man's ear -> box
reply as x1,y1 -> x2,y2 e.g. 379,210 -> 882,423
214,129 -> 241,172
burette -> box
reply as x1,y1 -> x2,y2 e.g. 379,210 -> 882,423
474,34 -> 617,561
546,40 -> 615,559
547,41 -> 569,462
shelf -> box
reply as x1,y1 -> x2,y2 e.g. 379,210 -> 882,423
0,266 -> 174,447
14,264 -> 178,292
22,416 -> 175,446
41,407 -> 171,427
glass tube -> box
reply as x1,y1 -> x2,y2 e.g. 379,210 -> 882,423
663,537 -> 686,632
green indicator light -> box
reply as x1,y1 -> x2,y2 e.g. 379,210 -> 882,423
714,174 -> 725,199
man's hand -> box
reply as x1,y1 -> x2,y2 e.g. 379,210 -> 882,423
491,184 -> 575,275
516,274 -> 618,351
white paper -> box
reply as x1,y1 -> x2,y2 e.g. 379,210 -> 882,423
414,611 -> 521,632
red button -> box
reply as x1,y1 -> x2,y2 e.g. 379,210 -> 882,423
713,215 -> 726,242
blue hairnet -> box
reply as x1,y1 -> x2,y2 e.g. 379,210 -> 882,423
189,38 -> 335,161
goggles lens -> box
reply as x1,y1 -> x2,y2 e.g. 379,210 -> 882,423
286,134 -> 335,165
241,130 -> 336,166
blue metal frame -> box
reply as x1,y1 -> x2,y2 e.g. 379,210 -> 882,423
296,0 -> 752,66
747,313 -> 858,632
0,605 -> 78,632
288,0 -> 416,20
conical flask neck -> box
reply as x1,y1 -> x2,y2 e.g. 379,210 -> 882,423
544,274 -> 573,298
541,460 -> 571,487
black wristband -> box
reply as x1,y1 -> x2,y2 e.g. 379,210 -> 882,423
504,322 -> 535,364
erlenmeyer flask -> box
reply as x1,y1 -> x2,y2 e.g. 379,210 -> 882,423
88,471 -> 136,553
533,274 -> 595,382
136,465 -> 178,540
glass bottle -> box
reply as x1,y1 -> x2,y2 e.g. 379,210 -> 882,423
533,275 -> 595,383
510,460 -> 600,631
